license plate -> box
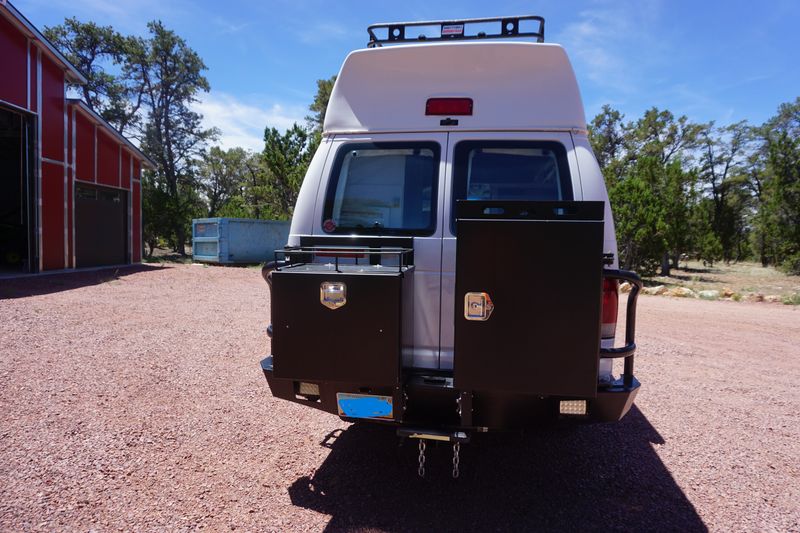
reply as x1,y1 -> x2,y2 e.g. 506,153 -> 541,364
336,393 -> 393,419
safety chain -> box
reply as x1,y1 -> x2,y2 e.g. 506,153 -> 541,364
418,439 -> 426,477
452,442 -> 460,479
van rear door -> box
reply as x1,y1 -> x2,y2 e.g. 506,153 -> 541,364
439,132 -> 582,370
312,133 -> 449,370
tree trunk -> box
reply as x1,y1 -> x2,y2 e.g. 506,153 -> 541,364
175,225 -> 187,256
660,252 -> 671,276
623,241 -> 634,271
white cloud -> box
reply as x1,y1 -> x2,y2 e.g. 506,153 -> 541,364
21,0 -> 184,33
295,22 -> 348,44
212,17 -> 253,36
191,92 -> 306,152
555,0 -> 665,95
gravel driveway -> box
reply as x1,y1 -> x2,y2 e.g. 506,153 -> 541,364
1,264 -> 798,531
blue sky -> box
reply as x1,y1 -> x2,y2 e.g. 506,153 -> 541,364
16,0 -> 800,151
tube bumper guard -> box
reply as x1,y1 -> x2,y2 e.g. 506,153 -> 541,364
600,269 -> 643,390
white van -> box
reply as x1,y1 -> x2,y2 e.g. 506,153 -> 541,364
259,16 -> 642,473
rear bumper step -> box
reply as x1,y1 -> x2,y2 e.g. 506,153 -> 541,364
397,428 -> 470,443
260,356 -> 639,428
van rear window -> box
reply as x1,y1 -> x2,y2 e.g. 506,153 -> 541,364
322,142 -> 440,236
451,140 -> 573,233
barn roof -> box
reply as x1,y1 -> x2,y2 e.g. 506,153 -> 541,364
0,1 -> 88,84
69,98 -> 157,170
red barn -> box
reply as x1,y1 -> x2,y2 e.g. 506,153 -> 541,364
0,1 -> 154,274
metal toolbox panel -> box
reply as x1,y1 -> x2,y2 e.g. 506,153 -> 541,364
453,200 -> 604,397
271,268 -> 407,386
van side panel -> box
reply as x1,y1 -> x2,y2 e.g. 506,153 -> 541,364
572,134 -> 618,381
571,134 -> 618,267
287,137 -> 333,245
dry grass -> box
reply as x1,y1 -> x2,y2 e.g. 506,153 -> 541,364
645,260 -> 800,303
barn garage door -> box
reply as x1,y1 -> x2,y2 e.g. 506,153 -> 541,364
76,184 -> 127,268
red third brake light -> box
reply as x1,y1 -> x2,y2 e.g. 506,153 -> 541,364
425,97 -> 473,116
601,278 -> 619,340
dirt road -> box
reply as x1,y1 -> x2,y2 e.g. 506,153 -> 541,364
1,264 -> 798,531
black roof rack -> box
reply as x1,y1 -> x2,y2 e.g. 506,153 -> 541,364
367,15 -> 545,48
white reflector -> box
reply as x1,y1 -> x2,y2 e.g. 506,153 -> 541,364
298,382 -> 320,396
559,400 -> 587,416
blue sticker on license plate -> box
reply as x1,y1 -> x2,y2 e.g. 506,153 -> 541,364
336,393 -> 393,419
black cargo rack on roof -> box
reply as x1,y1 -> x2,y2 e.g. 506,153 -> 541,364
367,15 -> 545,48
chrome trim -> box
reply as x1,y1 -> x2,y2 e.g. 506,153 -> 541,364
63,71 -> 68,268
93,124 -> 97,182
36,47 -> 42,272
128,155 -> 133,262
26,39 -> 30,109
73,177 -> 131,192
320,281 -> 347,309
464,292 -> 494,321
0,98 -> 35,116
71,106 -> 76,267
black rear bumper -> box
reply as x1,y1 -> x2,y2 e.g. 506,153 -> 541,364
260,356 -> 640,428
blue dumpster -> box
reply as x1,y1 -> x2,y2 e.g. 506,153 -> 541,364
192,218 -> 290,264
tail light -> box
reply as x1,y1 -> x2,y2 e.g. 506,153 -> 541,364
601,278 -> 619,340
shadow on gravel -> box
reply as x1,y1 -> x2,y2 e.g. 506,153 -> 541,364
288,406 -> 706,532
0,264 -> 164,299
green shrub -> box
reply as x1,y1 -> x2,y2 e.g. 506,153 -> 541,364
782,293 -> 800,305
